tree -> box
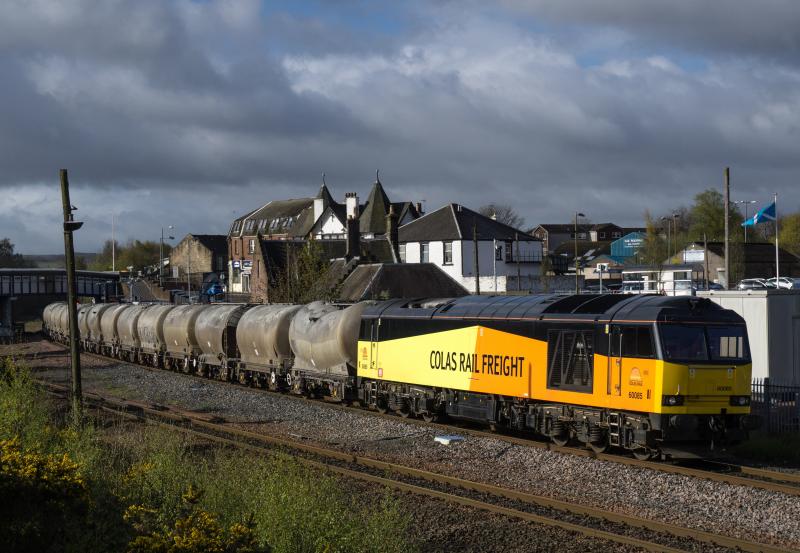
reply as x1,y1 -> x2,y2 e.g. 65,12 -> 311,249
636,211 -> 668,267
688,189 -> 743,243
0,238 -> 34,268
779,212 -> 800,257
478,204 -> 525,229
268,241 -> 333,303
89,239 -> 169,272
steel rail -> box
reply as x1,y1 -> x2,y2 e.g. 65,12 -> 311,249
37,380 -> 796,553
34,341 -> 800,498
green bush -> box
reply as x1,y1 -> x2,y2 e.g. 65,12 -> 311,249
0,358 -> 416,553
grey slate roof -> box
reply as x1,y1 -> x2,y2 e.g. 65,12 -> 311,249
358,180 -> 392,234
399,204 -> 538,243
191,234 -> 228,255
337,263 -> 469,301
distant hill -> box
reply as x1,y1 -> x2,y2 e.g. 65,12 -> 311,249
24,253 -> 99,269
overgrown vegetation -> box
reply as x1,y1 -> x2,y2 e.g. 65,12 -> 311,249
267,241 -> 334,303
0,358 -> 414,553
90,239 -> 170,273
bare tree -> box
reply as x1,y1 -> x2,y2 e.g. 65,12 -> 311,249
478,203 -> 525,229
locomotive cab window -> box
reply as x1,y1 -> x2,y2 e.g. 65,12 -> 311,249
610,326 -> 655,359
547,329 -> 594,393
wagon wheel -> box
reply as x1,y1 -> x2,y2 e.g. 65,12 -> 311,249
375,396 -> 389,414
397,399 -> 411,418
551,433 -> 570,447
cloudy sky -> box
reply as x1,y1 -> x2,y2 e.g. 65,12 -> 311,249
3,0 -> 800,254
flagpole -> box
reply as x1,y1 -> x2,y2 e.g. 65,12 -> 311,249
775,192 -> 779,283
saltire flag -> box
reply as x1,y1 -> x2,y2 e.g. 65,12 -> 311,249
741,201 -> 776,227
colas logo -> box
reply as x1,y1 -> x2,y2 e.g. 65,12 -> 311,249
628,367 -> 643,386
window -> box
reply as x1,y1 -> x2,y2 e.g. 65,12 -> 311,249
659,325 -> 708,362
399,244 -> 406,263
547,329 -> 594,393
244,220 -> 255,232
612,232 -> 622,238
505,240 -> 513,262
443,241 -> 452,265
598,232 -> 606,239
421,242 -> 429,263
248,239 -> 255,254
612,326 -> 655,358
707,326 -> 750,361
495,243 -> 503,261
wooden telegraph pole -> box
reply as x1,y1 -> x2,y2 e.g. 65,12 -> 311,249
60,169 -> 83,424
473,220 -> 480,295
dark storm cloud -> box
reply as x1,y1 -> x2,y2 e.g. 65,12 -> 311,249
2,1 -> 800,253
501,0 -> 800,61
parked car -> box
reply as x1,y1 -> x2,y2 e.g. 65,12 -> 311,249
737,278 -> 769,290
764,277 -> 800,289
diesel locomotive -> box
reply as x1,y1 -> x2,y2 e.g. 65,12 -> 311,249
43,293 -> 757,459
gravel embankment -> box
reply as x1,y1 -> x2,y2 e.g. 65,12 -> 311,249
7,339 -> 800,550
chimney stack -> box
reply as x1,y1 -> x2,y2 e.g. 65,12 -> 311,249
415,201 -> 423,216
345,192 -> 359,220
346,215 -> 360,260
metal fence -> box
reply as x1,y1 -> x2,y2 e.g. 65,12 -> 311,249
751,378 -> 800,433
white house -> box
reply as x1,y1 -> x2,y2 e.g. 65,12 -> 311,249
398,204 -> 543,293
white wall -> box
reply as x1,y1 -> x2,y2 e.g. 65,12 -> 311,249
313,213 -> 346,238
402,239 -> 542,293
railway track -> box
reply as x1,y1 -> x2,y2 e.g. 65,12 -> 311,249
37,380 -> 795,553
25,341 -> 800,499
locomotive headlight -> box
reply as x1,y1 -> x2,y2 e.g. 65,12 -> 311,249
730,396 -> 751,406
662,395 -> 685,406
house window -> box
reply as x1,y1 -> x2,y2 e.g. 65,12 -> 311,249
598,232 -> 606,239
244,220 -> 255,232
399,244 -> 406,263
421,242 -> 429,263
495,243 -> 503,261
248,239 -> 255,254
505,240 -> 513,262
443,241 -> 453,265
612,232 -> 622,238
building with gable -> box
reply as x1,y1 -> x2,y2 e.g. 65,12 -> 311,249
398,203 -> 542,293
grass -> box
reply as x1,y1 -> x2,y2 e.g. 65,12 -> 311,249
0,358 -> 416,553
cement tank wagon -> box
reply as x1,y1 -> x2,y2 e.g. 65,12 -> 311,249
99,303 -> 130,355
236,304 -> 301,373
77,304 -> 92,344
288,302 -> 367,375
85,303 -> 113,351
163,305 -> 207,364
137,304 -> 176,361
195,304 -> 252,370
57,303 -> 70,339
117,304 -> 151,359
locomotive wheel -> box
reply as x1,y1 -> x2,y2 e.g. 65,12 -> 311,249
632,447 -> 653,461
421,412 -> 438,423
588,439 -> 608,454
376,397 -> 389,414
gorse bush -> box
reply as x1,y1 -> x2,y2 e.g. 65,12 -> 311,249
0,357 -> 416,553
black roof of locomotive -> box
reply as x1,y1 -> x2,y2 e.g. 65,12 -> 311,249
363,294 -> 744,325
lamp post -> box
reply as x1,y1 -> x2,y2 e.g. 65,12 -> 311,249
660,216 -> 671,262
574,211 -> 585,294
671,212 -> 679,259
160,225 -> 174,288
734,200 -> 757,243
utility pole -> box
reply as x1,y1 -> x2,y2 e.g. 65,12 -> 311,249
111,214 -> 115,272
704,233 -> 709,289
60,169 -> 83,424
724,167 -> 730,289
515,232 -> 521,292
473,220 -> 480,295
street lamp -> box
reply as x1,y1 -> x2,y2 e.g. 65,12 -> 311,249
734,200 -> 757,243
660,216 -> 671,262
160,225 -> 174,288
574,212 -> 585,294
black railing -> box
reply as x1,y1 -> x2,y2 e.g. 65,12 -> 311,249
751,378 -> 800,433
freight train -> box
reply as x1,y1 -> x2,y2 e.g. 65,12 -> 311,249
43,294 -> 758,459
